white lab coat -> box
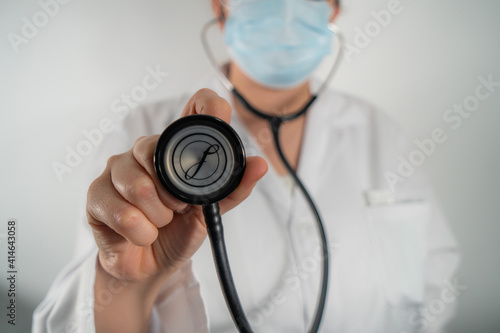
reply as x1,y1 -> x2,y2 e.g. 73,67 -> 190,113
33,73 -> 460,333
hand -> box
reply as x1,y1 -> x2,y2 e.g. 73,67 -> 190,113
87,89 -> 268,332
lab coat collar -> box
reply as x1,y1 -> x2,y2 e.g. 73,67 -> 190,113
191,70 -> 368,130
191,70 -> 368,211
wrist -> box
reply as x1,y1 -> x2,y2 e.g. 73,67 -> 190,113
94,256 -> 171,333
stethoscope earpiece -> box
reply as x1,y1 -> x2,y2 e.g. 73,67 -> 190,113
154,115 -> 246,206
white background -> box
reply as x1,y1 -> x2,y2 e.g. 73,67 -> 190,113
0,0 -> 499,332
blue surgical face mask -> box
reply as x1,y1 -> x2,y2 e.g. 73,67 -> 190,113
223,0 -> 333,89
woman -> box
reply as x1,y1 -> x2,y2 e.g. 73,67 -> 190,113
33,0 -> 460,332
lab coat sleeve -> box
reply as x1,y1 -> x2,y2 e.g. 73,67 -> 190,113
32,249 -> 208,333
150,260 -> 210,333
33,99 -> 210,333
32,248 -> 97,333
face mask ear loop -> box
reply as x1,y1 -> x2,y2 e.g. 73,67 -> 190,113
201,19 -> 344,117
201,18 -> 235,92
315,23 -> 344,97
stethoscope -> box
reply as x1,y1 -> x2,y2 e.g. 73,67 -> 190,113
154,18 -> 343,333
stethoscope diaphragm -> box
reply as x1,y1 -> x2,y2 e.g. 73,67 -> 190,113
154,115 -> 246,206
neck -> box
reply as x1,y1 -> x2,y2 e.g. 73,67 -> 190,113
228,62 -> 312,119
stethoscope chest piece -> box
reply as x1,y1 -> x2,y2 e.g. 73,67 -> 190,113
154,115 -> 246,206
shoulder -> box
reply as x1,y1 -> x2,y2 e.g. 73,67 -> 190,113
119,94 -> 192,138
83,94 -> 191,182
317,88 -> 427,194
316,88 -> 403,143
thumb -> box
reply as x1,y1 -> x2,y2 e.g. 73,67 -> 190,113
219,156 -> 268,215
181,88 -> 232,124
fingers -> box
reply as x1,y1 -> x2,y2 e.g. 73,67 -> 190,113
87,172 -> 159,247
181,88 -> 232,124
110,152 -> 174,229
219,156 -> 268,214
88,86 -> 264,257
154,206 -> 208,269
132,136 -> 189,213
88,134 -> 189,249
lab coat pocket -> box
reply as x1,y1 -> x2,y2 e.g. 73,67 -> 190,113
364,201 -> 429,309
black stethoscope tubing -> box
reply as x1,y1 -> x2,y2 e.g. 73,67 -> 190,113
230,87 -> 328,333
155,96 -> 329,333
168,17 -> 345,333
154,114 -> 254,331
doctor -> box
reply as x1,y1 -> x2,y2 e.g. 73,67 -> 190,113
33,0 -> 460,332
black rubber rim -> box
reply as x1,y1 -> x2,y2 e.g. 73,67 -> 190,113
154,115 -> 246,205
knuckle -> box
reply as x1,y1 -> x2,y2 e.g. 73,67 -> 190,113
157,208 -> 175,226
157,190 -> 189,212
205,98 -> 230,113
106,154 -> 120,168
168,200 -> 189,213
126,177 -> 157,202
87,178 -> 99,198
132,140 -> 149,165
197,88 -> 215,96
113,206 -> 142,233
87,175 -> 105,203
86,210 -> 98,227
134,136 -> 147,145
